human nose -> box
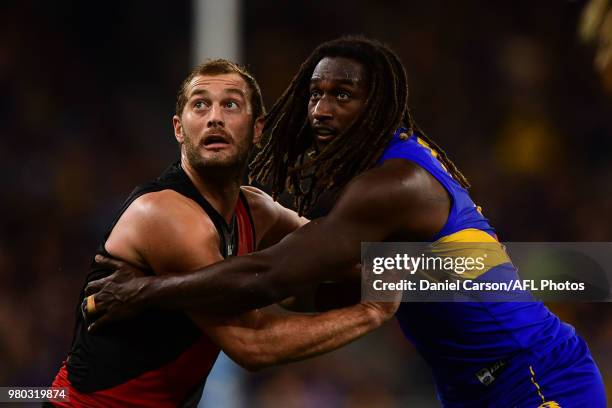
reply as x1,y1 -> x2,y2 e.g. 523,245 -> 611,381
312,95 -> 334,121
207,103 -> 225,127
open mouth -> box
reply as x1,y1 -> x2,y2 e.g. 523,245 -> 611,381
202,135 -> 230,150
313,126 -> 337,142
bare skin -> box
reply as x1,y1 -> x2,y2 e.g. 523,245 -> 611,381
310,57 -> 368,149
85,57 -> 445,332
86,71 -> 399,371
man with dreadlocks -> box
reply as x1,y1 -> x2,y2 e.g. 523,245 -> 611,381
86,37 -> 605,406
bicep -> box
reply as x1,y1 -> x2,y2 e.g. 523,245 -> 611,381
119,193 -> 225,275
145,234 -> 222,277
107,192 -> 227,329
251,191 -> 393,292
245,168 -> 434,295
143,210 -> 227,327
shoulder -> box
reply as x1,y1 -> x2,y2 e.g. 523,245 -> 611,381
330,159 -> 450,239
241,185 -> 276,213
105,189 -> 220,268
240,186 -> 280,224
240,185 -> 308,248
240,186 -> 284,233
129,190 -> 218,237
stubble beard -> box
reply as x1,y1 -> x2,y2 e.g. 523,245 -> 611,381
183,130 -> 252,177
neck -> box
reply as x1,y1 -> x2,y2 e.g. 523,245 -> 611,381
180,154 -> 243,224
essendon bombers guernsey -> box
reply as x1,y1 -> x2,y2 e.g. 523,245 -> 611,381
51,162 -> 256,407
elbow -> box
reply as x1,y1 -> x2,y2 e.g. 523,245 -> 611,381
223,332 -> 279,372
237,359 -> 265,373
229,345 -> 276,372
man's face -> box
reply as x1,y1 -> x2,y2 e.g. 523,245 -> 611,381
308,57 -> 368,150
173,73 -> 261,171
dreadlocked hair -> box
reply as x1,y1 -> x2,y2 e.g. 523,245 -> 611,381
250,36 -> 470,215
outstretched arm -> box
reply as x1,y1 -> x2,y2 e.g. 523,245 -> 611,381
94,187 -> 399,370
87,160 -> 449,327
206,300 -> 397,371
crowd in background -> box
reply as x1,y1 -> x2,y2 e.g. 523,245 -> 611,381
1,1 -> 611,406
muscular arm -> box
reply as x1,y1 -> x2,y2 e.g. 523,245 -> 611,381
242,186 -> 361,312
102,189 -> 395,370
205,302 -> 388,371
89,159 -> 449,318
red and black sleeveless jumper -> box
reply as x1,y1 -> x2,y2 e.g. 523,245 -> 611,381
51,162 -> 256,407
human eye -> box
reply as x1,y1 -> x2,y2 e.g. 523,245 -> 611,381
194,100 -> 208,110
224,100 -> 240,109
337,90 -> 351,101
309,89 -> 321,100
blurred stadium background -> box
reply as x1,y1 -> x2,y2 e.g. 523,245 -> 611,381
1,0 -> 611,406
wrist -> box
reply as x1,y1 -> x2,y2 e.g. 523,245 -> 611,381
139,276 -> 162,308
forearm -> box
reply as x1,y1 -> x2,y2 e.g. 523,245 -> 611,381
226,304 -> 384,370
145,252 -> 291,315
144,221 -> 361,315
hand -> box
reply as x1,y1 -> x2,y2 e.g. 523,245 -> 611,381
82,255 -> 153,333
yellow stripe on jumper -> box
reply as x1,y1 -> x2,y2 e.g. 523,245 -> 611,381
429,228 -> 512,279
416,137 -> 449,172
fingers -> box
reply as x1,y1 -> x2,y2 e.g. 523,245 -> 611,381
86,291 -> 119,333
88,313 -> 111,334
82,288 -> 117,324
85,277 -> 109,297
81,294 -> 102,321
85,254 -> 124,296
81,297 -> 90,322
94,254 -> 125,271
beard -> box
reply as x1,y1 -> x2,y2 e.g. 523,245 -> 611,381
183,129 -> 253,175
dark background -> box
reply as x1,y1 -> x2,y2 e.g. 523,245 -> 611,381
1,1 -> 610,406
